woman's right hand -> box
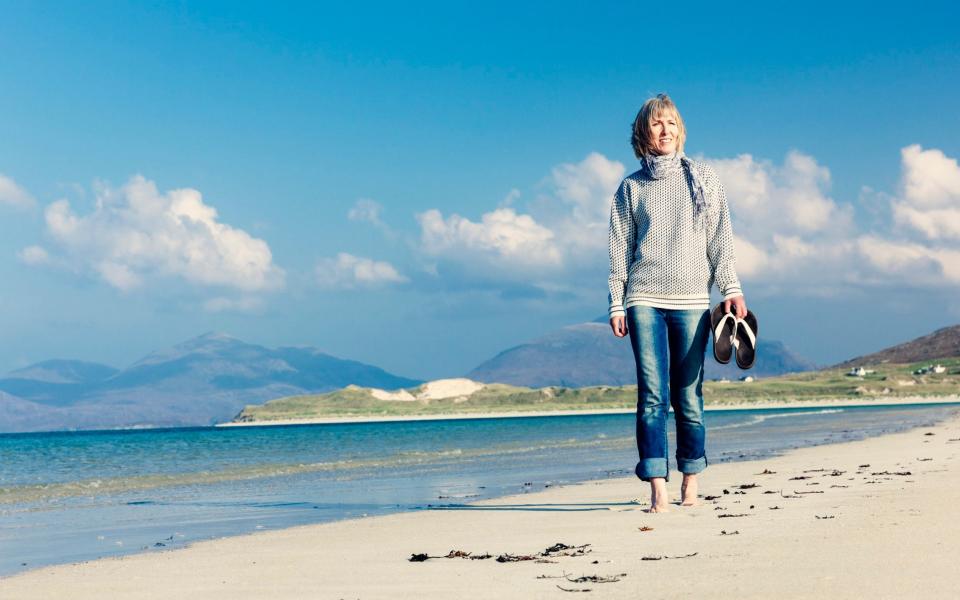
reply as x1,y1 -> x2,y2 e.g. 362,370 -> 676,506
610,316 -> 628,337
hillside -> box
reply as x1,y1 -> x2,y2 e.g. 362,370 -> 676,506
834,324 -> 960,368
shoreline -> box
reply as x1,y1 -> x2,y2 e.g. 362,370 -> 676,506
216,394 -> 960,427
4,407 -> 958,598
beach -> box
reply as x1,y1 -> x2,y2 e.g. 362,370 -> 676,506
2,410 -> 958,598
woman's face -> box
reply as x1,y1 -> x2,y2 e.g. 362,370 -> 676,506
649,112 -> 680,155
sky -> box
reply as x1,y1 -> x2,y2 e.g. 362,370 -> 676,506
1,1 -> 959,380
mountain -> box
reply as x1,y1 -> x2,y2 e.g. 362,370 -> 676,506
466,319 -> 816,387
833,324 -> 960,368
5,359 -> 119,384
0,391 -> 61,432
0,360 -> 120,406
0,332 -> 421,433
102,332 -> 414,393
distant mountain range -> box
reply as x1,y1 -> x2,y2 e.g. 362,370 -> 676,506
466,317 -> 816,387
4,320 -> 958,434
0,333 -> 420,433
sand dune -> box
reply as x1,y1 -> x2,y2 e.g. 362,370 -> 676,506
415,378 -> 485,400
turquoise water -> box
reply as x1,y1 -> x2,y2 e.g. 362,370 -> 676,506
2,402 -> 958,576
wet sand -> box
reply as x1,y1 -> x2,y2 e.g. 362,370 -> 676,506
3,412 -> 959,599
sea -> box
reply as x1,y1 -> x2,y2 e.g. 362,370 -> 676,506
2,402 -> 959,577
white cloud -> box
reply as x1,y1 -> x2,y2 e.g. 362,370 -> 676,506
694,150 -> 863,292
707,145 -> 960,293
531,152 -> 627,258
411,146 -> 960,299
348,198 -> 384,226
0,174 -> 36,209
899,144 -> 960,207
30,175 -> 284,293
348,197 -> 400,240
852,146 -> 960,287
857,144 -> 960,287
17,245 -> 49,265
417,207 -> 561,270
891,145 -> 960,241
413,153 -> 621,285
546,151 -> 626,225
708,150 -> 854,238
316,252 -> 408,289
892,204 -> 960,241
855,236 -> 960,285
729,235 -> 767,279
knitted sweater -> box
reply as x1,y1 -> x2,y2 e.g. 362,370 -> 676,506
607,159 -> 742,317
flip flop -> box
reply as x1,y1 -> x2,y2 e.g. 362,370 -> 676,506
733,310 -> 758,370
710,304 -> 736,364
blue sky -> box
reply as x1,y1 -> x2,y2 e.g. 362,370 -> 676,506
1,1 -> 959,379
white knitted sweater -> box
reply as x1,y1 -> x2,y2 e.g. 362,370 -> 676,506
607,159 -> 742,317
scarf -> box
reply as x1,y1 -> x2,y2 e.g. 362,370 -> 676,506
641,151 -> 708,228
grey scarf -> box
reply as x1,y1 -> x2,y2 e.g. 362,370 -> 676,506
642,151 -> 708,227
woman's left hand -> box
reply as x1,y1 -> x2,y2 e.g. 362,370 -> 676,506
723,295 -> 748,319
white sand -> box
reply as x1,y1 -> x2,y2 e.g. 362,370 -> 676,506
343,379 -> 487,403
4,411 -> 959,599
415,378 -> 485,400
369,388 -> 417,401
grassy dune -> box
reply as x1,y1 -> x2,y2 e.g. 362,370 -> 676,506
703,357 -> 960,405
230,357 -> 960,423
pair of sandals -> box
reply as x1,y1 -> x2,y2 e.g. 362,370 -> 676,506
711,304 -> 758,369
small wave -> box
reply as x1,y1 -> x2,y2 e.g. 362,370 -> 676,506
711,408 -> 845,431
0,435 -> 633,505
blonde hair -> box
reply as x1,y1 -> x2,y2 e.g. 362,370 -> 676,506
631,93 -> 687,158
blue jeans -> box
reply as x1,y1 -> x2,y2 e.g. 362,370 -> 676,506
626,305 -> 710,482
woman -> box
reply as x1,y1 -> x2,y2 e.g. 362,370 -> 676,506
607,94 -> 747,513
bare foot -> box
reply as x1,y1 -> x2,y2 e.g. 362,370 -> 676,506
681,474 -> 699,506
648,478 -> 670,513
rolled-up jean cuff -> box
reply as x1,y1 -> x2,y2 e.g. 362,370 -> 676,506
677,456 -> 707,475
635,458 -> 668,481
